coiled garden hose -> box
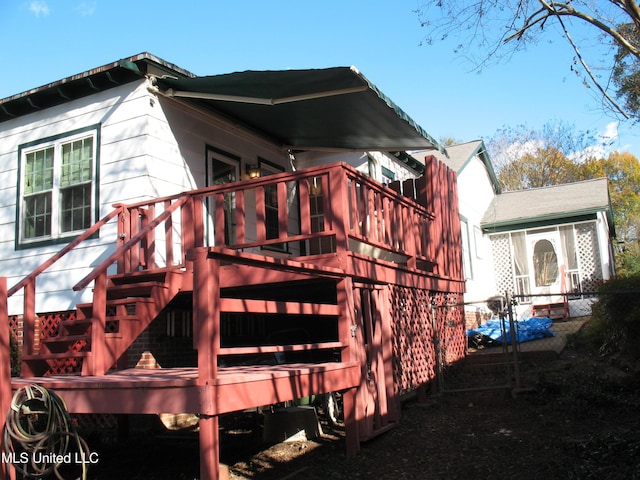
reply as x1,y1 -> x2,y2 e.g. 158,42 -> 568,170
3,385 -> 91,480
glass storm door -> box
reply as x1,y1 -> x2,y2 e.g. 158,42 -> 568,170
528,231 -> 563,296
206,148 -> 239,246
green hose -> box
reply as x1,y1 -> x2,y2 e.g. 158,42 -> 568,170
3,385 -> 91,480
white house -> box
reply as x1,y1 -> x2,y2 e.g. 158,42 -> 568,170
0,53 -> 445,316
482,177 -> 616,317
423,141 -> 616,320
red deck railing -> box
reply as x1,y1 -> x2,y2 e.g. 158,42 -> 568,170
72,162 -> 437,289
6,162 -> 443,367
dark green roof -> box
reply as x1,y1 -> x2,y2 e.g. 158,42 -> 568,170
1,53 -> 444,154
152,66 -> 445,152
0,53 -> 191,123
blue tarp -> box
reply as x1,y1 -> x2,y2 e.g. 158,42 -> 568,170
467,317 -> 556,345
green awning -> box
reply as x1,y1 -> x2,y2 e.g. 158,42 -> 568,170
153,66 -> 444,153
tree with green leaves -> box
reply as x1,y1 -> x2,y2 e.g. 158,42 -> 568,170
417,1 -> 640,120
579,150 -> 640,254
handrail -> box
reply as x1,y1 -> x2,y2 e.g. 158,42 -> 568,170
73,194 -> 190,291
7,205 -> 125,298
187,162 -> 433,216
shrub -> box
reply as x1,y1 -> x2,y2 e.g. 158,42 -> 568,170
588,274 -> 640,359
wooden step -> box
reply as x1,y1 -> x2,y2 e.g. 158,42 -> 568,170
108,267 -> 180,285
76,297 -> 155,319
41,334 -> 91,353
58,318 -> 93,335
23,351 -> 90,361
21,351 -> 91,377
106,281 -> 167,299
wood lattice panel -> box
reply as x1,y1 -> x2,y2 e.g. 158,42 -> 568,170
8,315 -> 19,344
39,311 -> 84,375
576,222 -> 603,291
431,292 -> 466,365
390,286 -> 436,395
490,233 -> 513,296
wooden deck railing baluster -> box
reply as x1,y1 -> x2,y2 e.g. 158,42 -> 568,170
142,204 -> 155,268
299,178 -> 311,236
235,189 -> 246,245
129,207 -> 141,270
255,187 -> 266,243
277,181 -> 288,240
164,199 -> 175,267
214,193 -> 226,246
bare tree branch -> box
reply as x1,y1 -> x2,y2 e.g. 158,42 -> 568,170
557,15 -> 631,118
504,1 -> 640,58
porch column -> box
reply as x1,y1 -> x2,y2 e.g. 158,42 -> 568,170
0,278 -> 15,480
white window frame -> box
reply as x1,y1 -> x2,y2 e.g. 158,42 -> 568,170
17,126 -> 99,248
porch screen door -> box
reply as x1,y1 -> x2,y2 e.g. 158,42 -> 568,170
528,231 -> 562,295
206,148 -> 239,246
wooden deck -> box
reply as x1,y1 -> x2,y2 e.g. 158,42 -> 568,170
1,160 -> 467,480
10,362 -> 360,416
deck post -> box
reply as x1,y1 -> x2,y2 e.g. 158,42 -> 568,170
328,166 -> 350,253
336,277 -> 360,456
192,247 -> 222,479
0,277 -> 15,480
22,279 -> 36,357
199,415 -> 221,480
86,271 -> 107,376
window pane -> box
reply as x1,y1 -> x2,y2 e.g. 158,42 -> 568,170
512,232 -> 529,275
24,148 -> 54,194
265,185 -> 278,240
533,239 -> 559,287
60,184 -> 92,232
23,192 -> 52,238
61,137 -> 93,186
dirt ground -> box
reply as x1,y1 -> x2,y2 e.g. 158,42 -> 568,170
87,337 -> 640,480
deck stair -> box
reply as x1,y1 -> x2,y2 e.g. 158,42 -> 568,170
531,301 -> 568,321
21,268 -> 185,377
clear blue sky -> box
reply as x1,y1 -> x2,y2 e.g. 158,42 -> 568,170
1,0 -> 638,158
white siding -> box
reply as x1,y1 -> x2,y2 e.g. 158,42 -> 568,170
456,156 -> 497,304
294,150 -> 420,184
0,79 -> 293,314
0,81 -> 158,314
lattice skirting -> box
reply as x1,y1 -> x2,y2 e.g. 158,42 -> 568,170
390,286 -> 466,395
